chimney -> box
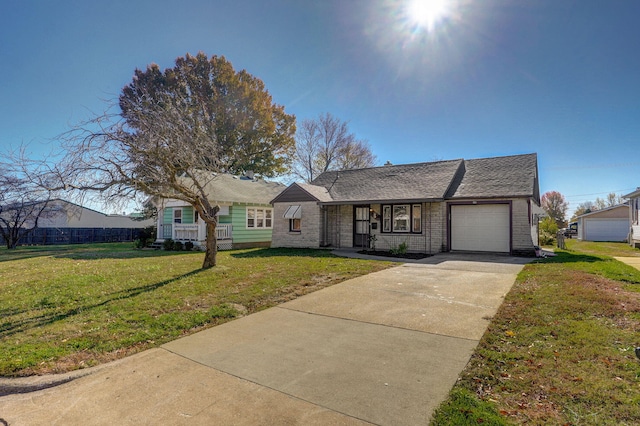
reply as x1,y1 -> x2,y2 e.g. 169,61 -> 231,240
384,161 -> 393,166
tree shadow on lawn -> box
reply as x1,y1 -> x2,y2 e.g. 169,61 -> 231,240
0,268 -> 205,340
536,250 -> 602,264
0,245 -> 201,263
230,248 -> 338,259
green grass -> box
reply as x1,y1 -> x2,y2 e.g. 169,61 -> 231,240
0,243 -> 392,376
432,242 -> 640,425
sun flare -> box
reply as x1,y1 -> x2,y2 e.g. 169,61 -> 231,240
406,0 -> 450,31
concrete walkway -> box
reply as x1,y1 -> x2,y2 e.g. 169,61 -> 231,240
614,256 -> 640,271
0,253 -> 530,425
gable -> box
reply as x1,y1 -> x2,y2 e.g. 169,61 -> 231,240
271,183 -> 323,203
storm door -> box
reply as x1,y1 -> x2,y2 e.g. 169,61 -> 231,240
354,205 -> 370,248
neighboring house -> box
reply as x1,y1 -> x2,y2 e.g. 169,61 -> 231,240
575,204 -> 630,242
151,173 -> 285,250
1,199 -> 154,246
623,188 -> 640,248
271,153 -> 541,256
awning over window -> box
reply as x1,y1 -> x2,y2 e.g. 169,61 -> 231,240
283,205 -> 302,219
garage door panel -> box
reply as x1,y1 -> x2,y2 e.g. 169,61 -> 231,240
451,204 -> 510,252
584,219 -> 629,242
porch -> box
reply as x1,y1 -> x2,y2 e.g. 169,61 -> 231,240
160,223 -> 233,250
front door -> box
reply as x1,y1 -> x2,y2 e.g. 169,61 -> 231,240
354,206 -> 370,248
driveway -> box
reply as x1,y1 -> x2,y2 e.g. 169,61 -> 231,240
0,253 -> 530,425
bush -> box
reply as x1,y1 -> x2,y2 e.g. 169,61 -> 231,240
184,241 -> 194,251
163,239 -> 174,251
390,241 -> 408,255
134,239 -> 147,249
173,241 -> 183,251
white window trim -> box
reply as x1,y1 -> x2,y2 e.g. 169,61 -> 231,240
246,207 -> 273,229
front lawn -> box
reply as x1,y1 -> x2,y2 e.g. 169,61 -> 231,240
0,243 -> 392,376
432,242 -> 640,425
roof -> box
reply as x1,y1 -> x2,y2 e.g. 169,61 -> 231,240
623,188 -> 640,199
201,174 -> 286,205
309,159 -> 464,204
445,153 -> 539,201
279,153 -> 539,205
575,203 -> 629,220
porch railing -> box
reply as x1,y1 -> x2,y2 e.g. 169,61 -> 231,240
162,223 -> 232,242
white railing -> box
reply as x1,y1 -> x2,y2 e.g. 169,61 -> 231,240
216,224 -> 232,240
169,223 -> 232,242
173,224 -> 200,241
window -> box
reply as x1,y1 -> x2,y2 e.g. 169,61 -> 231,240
173,208 -> 182,224
246,207 -> 273,229
289,218 -> 301,232
381,204 -> 422,233
383,205 -> 392,232
393,205 -> 409,232
412,204 -> 422,233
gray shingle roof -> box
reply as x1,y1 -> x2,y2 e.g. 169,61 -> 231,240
297,153 -> 539,204
200,173 -> 286,205
445,153 -> 538,200
310,159 -> 464,203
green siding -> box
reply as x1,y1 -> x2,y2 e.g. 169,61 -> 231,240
163,206 -> 194,224
231,204 -> 273,243
163,208 -> 172,224
182,207 -> 194,224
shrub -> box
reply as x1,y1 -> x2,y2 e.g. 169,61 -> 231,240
162,239 -> 174,251
173,241 -> 184,251
184,241 -> 194,251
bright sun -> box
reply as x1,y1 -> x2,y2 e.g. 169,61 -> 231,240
406,0 -> 450,31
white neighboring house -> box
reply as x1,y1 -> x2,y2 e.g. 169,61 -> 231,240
0,199 -> 154,246
36,199 -> 154,229
575,203 -> 630,242
624,188 -> 640,248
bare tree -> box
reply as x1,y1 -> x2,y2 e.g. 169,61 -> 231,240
0,165 -> 57,249
31,53 -> 296,268
292,113 -> 376,182
541,191 -> 569,228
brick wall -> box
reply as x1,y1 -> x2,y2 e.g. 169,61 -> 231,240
271,201 -> 321,248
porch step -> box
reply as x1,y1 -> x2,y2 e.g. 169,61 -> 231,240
149,242 -> 163,250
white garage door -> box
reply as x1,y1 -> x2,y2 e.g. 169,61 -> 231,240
584,219 -> 629,242
451,204 -> 510,252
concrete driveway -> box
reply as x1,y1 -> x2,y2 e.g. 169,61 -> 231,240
0,253 -> 529,425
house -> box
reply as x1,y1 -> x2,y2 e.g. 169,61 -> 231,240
2,199 -> 154,246
152,173 -> 285,250
575,204 -> 630,242
271,153 -> 540,256
623,188 -> 640,248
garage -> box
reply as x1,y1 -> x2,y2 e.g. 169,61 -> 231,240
577,205 -> 630,242
450,204 -> 510,252
583,219 -> 629,241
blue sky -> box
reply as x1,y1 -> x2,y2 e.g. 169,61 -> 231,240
1,0 -> 639,216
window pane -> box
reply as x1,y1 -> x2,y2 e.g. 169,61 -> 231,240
257,209 -> 264,228
247,209 -> 255,228
412,204 -> 421,233
290,218 -> 301,231
265,209 -> 272,228
383,205 -> 391,232
393,205 -> 409,232
174,209 -> 182,224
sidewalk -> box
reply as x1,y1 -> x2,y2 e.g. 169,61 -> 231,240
0,253 -> 529,425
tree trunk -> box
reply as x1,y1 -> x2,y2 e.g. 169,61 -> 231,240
202,221 -> 218,269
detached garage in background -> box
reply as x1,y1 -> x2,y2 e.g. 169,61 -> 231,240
576,204 -> 630,242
